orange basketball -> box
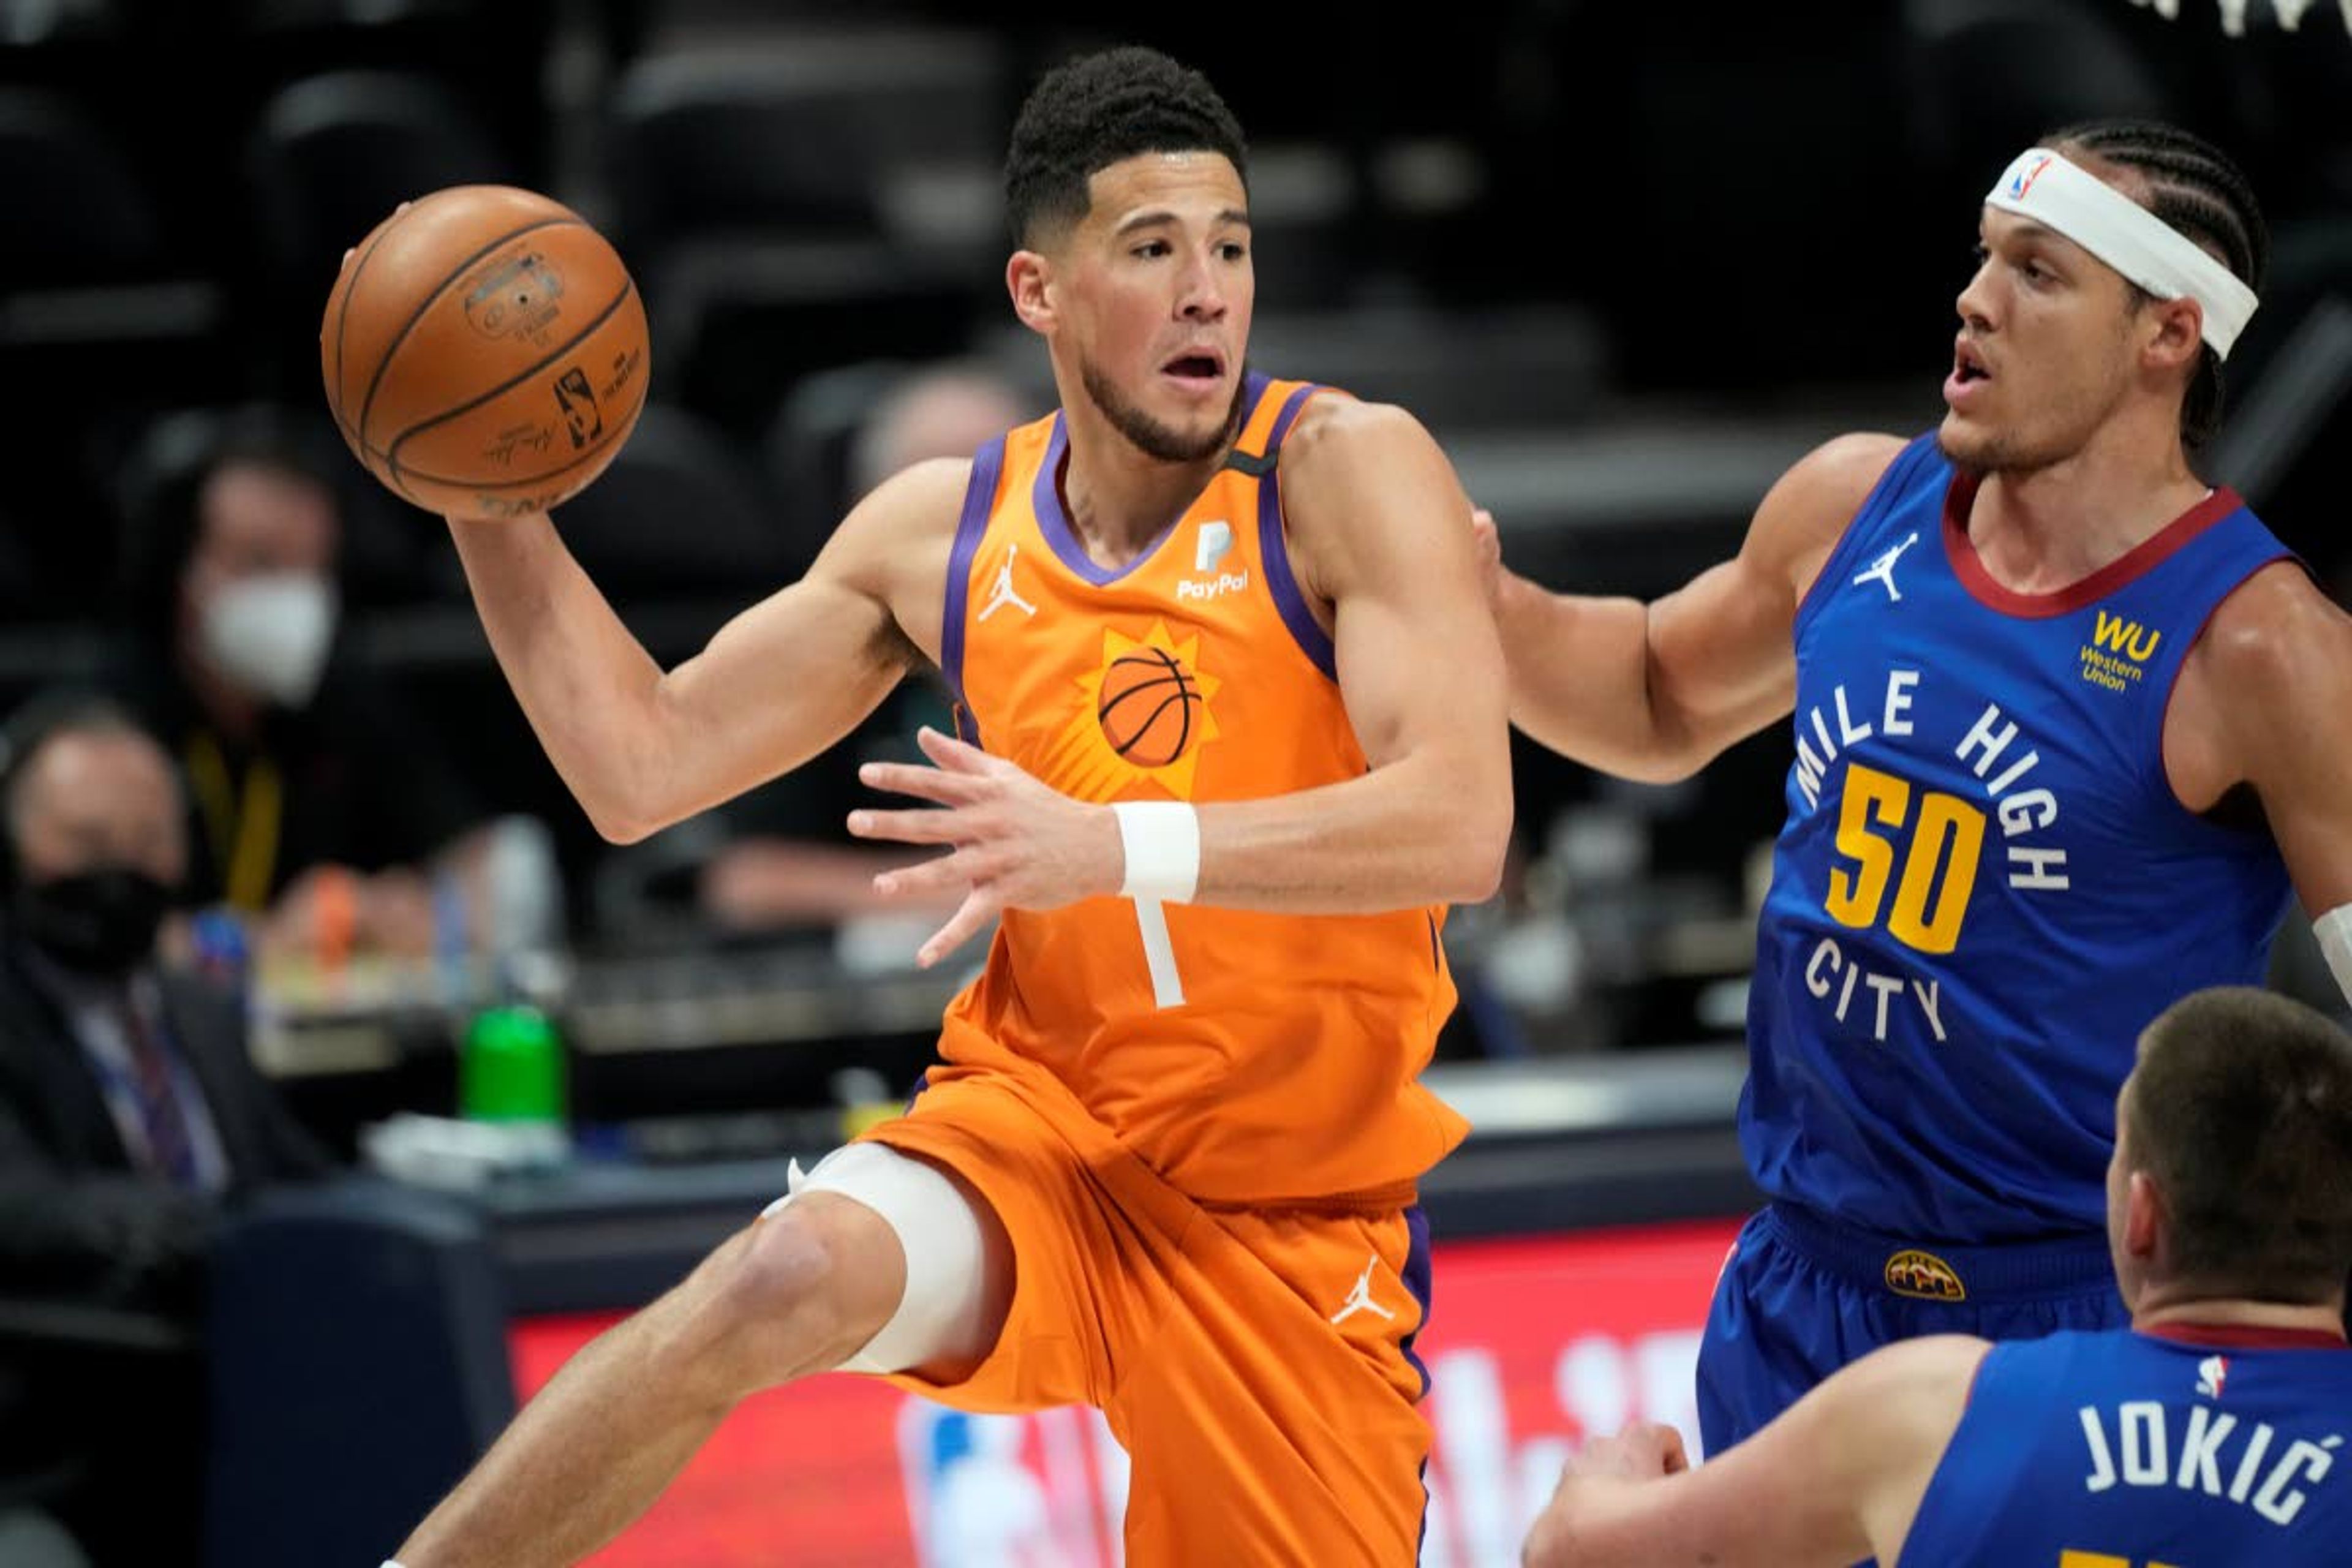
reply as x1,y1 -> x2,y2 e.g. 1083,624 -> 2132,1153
1096,647 -> 1201,769
320,185 -> 649,518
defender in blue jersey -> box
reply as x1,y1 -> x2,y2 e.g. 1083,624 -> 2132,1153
1483,117 -> 2352,1455
1522,987 -> 2352,1567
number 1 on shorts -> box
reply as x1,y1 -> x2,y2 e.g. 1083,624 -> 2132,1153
1133,899 -> 1186,1006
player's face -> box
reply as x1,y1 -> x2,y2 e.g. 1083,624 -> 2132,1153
1059,151 -> 1253,464
1939,208 -> 2141,476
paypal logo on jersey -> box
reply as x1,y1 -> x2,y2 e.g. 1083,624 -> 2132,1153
1194,519 -> 1234,573
1179,518 -> 1252,602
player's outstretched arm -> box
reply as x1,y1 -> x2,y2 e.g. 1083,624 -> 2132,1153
2187,564 -> 2352,1005
1520,1335 -> 1986,1568
445,459 -> 965,844
1478,433 -> 1905,782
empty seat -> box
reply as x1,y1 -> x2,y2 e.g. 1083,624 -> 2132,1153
605,30 -> 1009,433
245,70 -> 515,304
549,400 -> 792,609
608,28 -> 1006,247
0,87 -> 171,286
1898,0 -> 2172,195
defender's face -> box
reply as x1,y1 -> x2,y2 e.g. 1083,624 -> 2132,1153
1940,207 -> 2141,476
1058,151 -> 1253,462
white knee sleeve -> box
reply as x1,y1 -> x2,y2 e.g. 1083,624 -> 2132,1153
2318,905 -> 2352,1011
761,1142 -> 990,1375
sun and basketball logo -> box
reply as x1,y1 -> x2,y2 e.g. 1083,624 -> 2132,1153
1036,622 -> 1223,803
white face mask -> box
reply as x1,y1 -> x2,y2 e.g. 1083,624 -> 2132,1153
198,572 -> 338,708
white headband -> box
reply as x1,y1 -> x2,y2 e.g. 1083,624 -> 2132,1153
1983,148 -> 2258,360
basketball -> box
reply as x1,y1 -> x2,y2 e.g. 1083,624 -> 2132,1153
319,185 -> 649,518
1096,647 -> 1200,769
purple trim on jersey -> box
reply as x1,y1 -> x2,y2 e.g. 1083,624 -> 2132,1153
1031,416 -> 1186,586
940,437 -> 1005,746
1401,1203 -> 1434,1400
1254,382 -> 1338,680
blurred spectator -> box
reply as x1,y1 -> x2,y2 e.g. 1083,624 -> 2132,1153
0,692 -> 330,1566
696,363 -> 1034,935
110,409 -> 514,964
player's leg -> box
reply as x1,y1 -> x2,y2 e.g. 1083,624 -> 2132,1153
394,1155 -> 1011,1568
1112,1205 -> 1436,1565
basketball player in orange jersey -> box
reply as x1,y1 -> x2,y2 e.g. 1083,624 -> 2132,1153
385,45 -> 1508,1568
1476,119 -> 2352,1463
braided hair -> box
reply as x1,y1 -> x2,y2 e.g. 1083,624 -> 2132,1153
1003,47 -> 1248,250
2045,119 -> 2269,449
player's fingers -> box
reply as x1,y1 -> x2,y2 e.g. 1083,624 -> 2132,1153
915,725 -> 998,775
1657,1425 -> 1691,1474
873,848 -> 980,902
846,805 -> 963,846
859,760 -> 989,806
916,889 -> 999,969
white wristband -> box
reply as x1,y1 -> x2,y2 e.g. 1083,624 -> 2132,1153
1114,801 -> 1200,905
2319,904 -> 2352,1010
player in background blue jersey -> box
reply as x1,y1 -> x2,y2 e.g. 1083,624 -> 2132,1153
1480,117 -> 2352,1458
1521,986 -> 2352,1568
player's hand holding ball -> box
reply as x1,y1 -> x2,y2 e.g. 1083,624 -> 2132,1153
319,186 -> 649,521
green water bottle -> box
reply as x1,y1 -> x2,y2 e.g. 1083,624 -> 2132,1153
461,1004 -> 567,1125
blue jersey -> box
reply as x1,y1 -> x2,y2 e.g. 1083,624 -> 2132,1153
1746,435 -> 2294,1240
1903,1327 -> 2352,1566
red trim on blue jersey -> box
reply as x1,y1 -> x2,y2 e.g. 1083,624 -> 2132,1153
2141,1321 -> 2349,1351
1942,478 -> 2245,619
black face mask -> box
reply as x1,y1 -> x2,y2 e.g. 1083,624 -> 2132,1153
15,869 -> 173,978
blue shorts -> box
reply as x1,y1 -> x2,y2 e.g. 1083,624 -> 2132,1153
1696,1203 -> 2128,1457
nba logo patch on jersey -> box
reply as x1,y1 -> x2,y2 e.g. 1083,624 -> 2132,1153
1884,1248 -> 1967,1302
2197,1354 -> 2229,1400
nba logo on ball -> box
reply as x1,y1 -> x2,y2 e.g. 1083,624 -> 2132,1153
552,367 -> 603,448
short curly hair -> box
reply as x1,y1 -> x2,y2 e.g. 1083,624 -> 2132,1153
1003,46 -> 1248,249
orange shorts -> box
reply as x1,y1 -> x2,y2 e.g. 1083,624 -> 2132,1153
862,1060 -> 1433,1567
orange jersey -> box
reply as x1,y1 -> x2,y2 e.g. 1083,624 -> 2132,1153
933,373 -> 1469,1206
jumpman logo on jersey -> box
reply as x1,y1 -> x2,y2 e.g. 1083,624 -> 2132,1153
978,542 -> 1038,621
1329,1254 -> 1398,1325
1853,531 -> 1921,602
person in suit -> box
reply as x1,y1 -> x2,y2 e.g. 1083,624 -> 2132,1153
0,690 -> 329,1566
